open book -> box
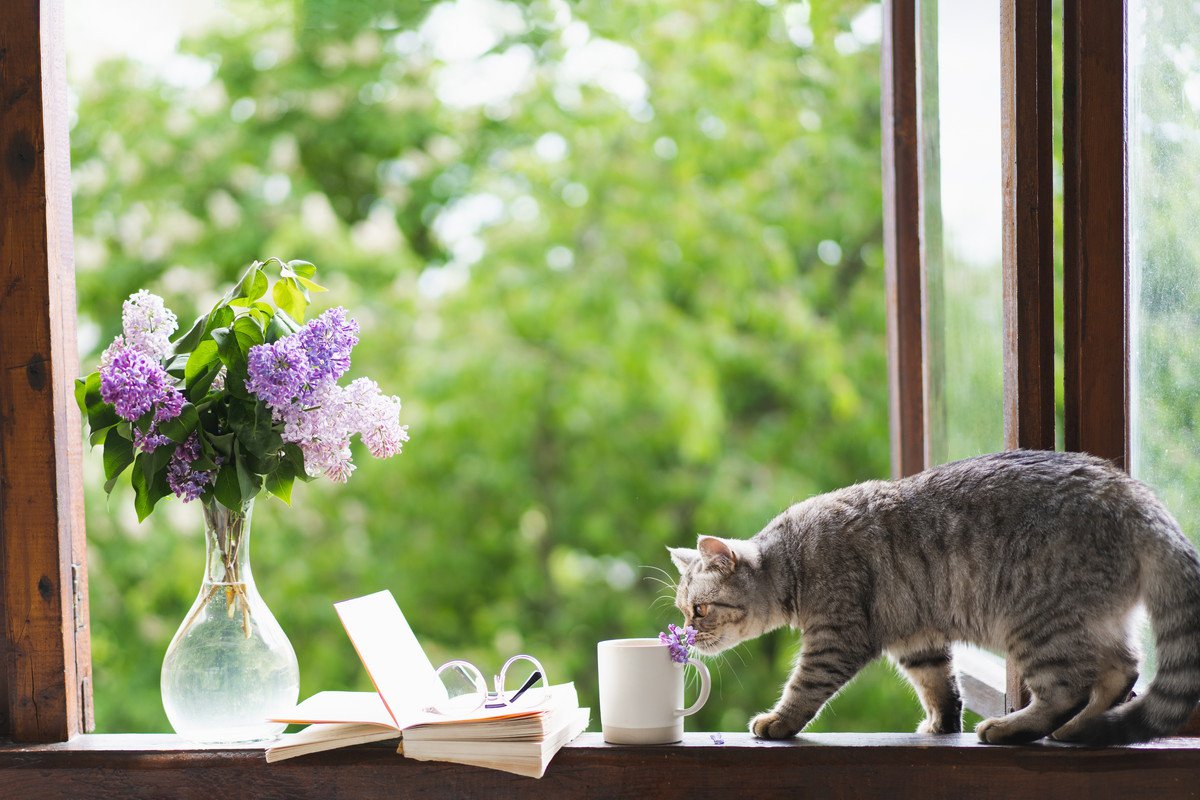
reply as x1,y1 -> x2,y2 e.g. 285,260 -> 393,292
265,590 -> 588,778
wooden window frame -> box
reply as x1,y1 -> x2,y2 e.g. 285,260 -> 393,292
883,0 -> 1139,721
4,0 -> 1200,795
0,0 -> 93,742
883,0 -> 1055,719
886,0 -> 1200,734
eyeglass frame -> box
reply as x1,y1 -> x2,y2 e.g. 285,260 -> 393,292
429,653 -> 549,715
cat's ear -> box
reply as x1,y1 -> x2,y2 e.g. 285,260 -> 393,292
668,547 -> 699,573
698,535 -> 737,573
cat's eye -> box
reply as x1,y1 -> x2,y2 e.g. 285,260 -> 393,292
693,603 -> 709,618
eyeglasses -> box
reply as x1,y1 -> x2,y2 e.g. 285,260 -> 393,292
428,654 -> 550,716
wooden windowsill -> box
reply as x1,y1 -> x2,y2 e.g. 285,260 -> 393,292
4,732 -> 1200,798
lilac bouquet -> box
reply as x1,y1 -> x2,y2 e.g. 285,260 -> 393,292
76,258 -> 409,520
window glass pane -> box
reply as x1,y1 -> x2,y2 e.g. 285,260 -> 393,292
1129,0 -> 1200,676
921,0 -> 1004,464
65,0 -> 903,734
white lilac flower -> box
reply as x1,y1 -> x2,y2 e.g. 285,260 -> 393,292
345,378 -> 409,459
121,290 -> 178,360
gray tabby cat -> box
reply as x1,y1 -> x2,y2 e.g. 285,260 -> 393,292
669,450 -> 1200,744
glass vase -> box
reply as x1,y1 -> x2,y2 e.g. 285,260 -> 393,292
161,498 -> 299,743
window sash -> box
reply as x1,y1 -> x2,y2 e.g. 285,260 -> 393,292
884,0 -> 1117,718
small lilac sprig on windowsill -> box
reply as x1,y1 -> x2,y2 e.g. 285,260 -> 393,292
659,623 -> 698,664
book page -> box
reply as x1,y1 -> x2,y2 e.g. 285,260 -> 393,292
334,590 -> 448,727
270,690 -> 397,727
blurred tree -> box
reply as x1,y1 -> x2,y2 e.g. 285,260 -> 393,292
70,0 -> 922,733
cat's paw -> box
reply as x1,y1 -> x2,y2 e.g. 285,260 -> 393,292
975,715 -> 1045,745
750,711 -> 801,739
917,716 -> 961,734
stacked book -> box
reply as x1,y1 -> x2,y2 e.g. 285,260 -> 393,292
265,591 -> 588,778
268,684 -> 587,778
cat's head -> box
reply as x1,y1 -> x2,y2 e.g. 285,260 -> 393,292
668,535 -> 771,655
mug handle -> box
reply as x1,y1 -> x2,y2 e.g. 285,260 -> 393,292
676,657 -> 711,717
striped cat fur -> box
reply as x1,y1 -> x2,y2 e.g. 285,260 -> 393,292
669,450 -> 1200,745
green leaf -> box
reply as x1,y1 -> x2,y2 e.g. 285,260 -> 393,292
189,451 -> 219,472
231,262 -> 264,301
74,376 -> 90,417
102,427 -> 134,484
273,278 -> 307,322
229,400 -> 282,459
141,439 -> 177,481
209,432 -> 235,459
158,403 -> 199,443
213,326 -> 249,377
280,442 -> 313,482
184,340 -> 221,386
131,452 -> 172,522
265,309 -> 301,342
162,353 -> 189,378
203,305 -> 235,337
232,315 -> 265,355
223,369 -> 251,400
76,374 -> 118,444
75,371 -> 120,436
266,463 -> 294,505
292,274 -> 328,293
235,448 -> 262,499
246,268 -> 269,302
187,362 -> 222,402
88,404 -> 120,439
173,314 -> 208,355
213,460 -> 242,510
89,424 -> 118,447
286,259 -> 317,278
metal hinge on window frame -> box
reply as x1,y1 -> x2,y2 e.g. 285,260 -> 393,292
72,562 -> 95,732
71,562 -> 84,630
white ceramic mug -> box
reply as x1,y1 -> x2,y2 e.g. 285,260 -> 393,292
597,637 -> 711,745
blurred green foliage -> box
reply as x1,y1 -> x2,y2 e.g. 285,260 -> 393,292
69,0 -> 935,735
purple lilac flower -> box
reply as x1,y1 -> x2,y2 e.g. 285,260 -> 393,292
296,307 -> 359,386
167,434 -> 217,502
100,348 -> 184,427
246,337 -> 310,407
245,308 -> 405,484
99,336 -> 129,370
274,383 -> 357,482
122,290 -> 178,360
133,427 -> 172,452
659,623 -> 698,664
272,379 -> 409,482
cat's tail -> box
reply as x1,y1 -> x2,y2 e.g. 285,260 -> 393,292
1074,514 -> 1200,745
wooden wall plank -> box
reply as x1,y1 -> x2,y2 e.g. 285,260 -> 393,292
1062,0 -> 1129,470
0,0 -> 93,741
882,0 -> 926,478
6,734 -> 1200,799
